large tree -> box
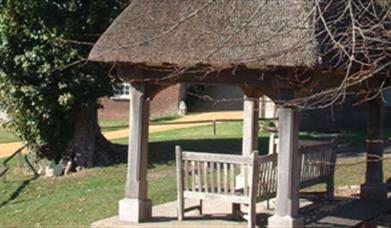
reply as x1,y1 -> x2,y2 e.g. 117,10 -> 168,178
0,0 -> 128,169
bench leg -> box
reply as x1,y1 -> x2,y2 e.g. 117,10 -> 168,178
326,180 -> 334,200
199,200 -> 203,215
177,195 -> 184,221
265,199 -> 270,210
232,203 -> 241,216
248,202 -> 256,228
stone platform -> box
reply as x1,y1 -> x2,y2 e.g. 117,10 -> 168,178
92,196 -> 391,227
92,199 -> 270,228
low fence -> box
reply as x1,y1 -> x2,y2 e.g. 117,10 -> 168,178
150,117 -> 278,135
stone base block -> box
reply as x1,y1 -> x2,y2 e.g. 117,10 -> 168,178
360,183 -> 387,202
119,198 -> 152,223
268,215 -> 304,228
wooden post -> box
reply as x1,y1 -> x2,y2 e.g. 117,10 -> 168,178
242,96 -> 259,157
212,119 -> 217,135
248,151 -> 259,228
326,142 -> 338,199
260,95 -> 266,118
268,108 -> 303,227
268,133 -> 278,154
360,98 -> 387,202
234,95 -> 259,213
176,146 -> 184,221
119,83 -> 152,222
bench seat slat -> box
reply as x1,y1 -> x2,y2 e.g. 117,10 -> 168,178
300,177 -> 329,189
184,191 -> 249,204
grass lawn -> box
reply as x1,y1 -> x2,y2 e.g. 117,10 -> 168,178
0,127 -> 18,144
0,163 -> 177,226
304,129 -> 391,147
0,119 -> 130,144
99,115 -> 180,133
1,122 -> 391,226
1,156 -> 390,226
99,119 -> 129,132
113,122 -> 271,165
0,119 -> 131,144
0,115 -> 179,145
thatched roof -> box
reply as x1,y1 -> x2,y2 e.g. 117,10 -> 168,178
89,0 -> 318,68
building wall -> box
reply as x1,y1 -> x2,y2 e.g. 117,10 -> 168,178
299,103 -> 391,132
187,86 -> 391,132
98,84 -> 182,120
187,85 -> 277,118
150,85 -> 183,119
188,85 -> 244,112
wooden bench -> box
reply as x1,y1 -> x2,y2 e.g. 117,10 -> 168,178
175,141 -> 337,228
175,147 -> 260,227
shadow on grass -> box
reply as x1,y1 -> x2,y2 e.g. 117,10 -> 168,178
147,137 -> 269,167
111,136 -> 270,166
0,175 -> 38,208
101,125 -> 129,132
146,136 -> 334,167
0,155 -> 40,208
108,135 -> 337,168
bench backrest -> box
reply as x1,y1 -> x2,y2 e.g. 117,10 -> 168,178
255,153 -> 278,201
299,142 -> 337,188
176,140 -> 337,202
253,141 -> 337,201
176,147 -> 258,201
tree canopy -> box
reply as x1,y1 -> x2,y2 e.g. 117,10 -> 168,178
0,0 -> 127,163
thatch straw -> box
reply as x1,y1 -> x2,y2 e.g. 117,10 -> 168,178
89,0 -> 318,68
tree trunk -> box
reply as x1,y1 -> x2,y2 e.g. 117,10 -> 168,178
65,104 -> 126,170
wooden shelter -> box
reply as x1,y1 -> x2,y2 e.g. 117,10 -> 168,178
89,1 -> 390,227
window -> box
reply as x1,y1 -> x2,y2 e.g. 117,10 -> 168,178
112,82 -> 130,100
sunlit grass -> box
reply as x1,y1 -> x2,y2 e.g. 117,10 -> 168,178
1,121 -> 391,226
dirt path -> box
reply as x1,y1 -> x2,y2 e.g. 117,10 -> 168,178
0,111 -> 244,158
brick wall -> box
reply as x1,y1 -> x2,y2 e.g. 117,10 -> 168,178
98,84 -> 182,120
